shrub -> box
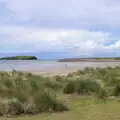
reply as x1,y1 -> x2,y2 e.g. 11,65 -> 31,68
34,90 -> 67,112
63,81 -> 75,94
21,102 -> 38,114
75,80 -> 101,95
55,75 -> 63,81
44,80 -> 62,91
112,85 -> 120,96
67,73 -> 74,77
0,72 -> 67,116
0,102 -> 9,116
96,88 -> 108,100
63,78 -> 101,96
8,99 -> 23,115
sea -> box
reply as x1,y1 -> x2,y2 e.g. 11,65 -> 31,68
0,60 -> 120,72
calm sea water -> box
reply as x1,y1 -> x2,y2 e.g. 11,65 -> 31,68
0,60 -> 120,72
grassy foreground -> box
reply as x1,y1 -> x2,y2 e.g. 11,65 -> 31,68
6,97 -> 120,120
1,66 -> 120,119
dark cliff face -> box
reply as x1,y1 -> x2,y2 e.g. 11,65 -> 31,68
0,56 -> 38,60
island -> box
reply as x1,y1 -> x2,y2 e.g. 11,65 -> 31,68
0,56 -> 38,60
58,57 -> 120,62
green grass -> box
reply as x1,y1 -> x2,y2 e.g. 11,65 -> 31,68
0,72 -> 67,116
3,96 -> 120,120
1,66 -> 120,119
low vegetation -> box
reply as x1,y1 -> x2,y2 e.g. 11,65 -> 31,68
65,66 -> 120,97
1,66 -> 120,119
0,72 -> 67,116
0,56 -> 37,60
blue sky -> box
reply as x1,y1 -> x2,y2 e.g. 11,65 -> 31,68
0,0 -> 120,58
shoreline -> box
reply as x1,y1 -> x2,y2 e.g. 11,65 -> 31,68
12,65 -> 120,76
0,61 -> 120,76
58,59 -> 120,62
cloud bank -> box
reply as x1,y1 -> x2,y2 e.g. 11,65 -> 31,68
0,0 -> 120,58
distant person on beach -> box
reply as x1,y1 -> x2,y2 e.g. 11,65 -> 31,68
64,64 -> 68,68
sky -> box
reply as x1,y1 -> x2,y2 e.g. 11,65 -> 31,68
0,0 -> 120,58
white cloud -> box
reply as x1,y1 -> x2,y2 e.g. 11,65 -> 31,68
0,25 -> 119,57
0,0 -> 120,57
1,0 -> 120,27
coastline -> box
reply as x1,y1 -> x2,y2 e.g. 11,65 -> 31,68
58,59 -> 120,62
0,60 -> 120,76
20,65 -> 120,76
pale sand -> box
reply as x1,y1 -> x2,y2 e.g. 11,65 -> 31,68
15,62 -> 120,76
28,68 -> 79,76
26,66 -> 119,76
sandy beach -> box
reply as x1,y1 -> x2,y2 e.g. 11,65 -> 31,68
27,64 -> 120,76
0,60 -> 120,76
29,67 -> 79,76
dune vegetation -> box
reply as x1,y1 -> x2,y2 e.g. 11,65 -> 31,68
1,66 -> 120,119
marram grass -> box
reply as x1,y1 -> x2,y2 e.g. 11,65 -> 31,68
1,66 -> 120,118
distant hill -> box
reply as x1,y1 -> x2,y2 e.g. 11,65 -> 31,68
0,56 -> 38,60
